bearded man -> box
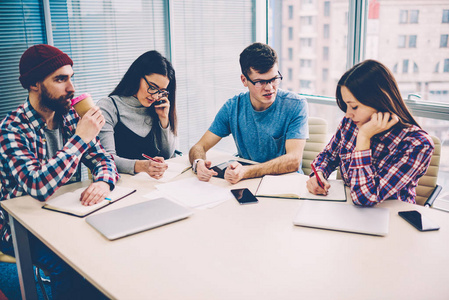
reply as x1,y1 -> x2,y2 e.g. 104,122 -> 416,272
0,44 -> 118,299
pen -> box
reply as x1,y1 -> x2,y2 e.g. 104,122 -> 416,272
311,163 -> 325,189
142,153 -> 162,163
105,197 -> 112,201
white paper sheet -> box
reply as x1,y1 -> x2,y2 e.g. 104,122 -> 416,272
154,177 -> 233,208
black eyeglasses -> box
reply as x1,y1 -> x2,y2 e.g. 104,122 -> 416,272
143,77 -> 169,98
244,71 -> 283,88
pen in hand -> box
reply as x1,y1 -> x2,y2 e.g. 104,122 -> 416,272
311,163 -> 325,189
142,153 -> 162,163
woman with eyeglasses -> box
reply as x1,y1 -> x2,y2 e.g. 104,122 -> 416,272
306,59 -> 434,206
97,50 -> 177,178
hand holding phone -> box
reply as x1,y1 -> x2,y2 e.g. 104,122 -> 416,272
154,99 -> 166,106
398,210 -> 440,231
231,188 -> 258,205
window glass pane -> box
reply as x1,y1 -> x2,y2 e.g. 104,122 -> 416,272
269,0 -> 349,131
324,1 -> 330,17
408,35 -> 417,48
0,0 -> 46,119
410,10 -> 419,23
443,9 -> 449,23
440,34 -> 448,48
398,35 -> 406,48
366,1 -> 449,184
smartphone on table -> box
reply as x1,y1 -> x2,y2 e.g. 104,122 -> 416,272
398,210 -> 440,231
231,188 -> 259,205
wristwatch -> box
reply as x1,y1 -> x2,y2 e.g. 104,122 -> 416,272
192,159 -> 203,174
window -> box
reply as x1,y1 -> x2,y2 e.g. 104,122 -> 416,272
300,38 -> 312,47
288,68 -> 293,81
49,0 -> 168,101
323,46 -> 329,60
2,0 -> 255,155
443,10 -> 449,23
288,48 -> 293,60
409,35 -> 417,48
323,24 -> 329,39
300,59 -> 312,68
270,0 -> 449,186
398,35 -> 406,48
300,80 -> 311,89
403,59 -> 409,73
324,1 -> 330,17
399,10 -> 408,24
0,0 -> 45,118
289,27 -> 293,40
300,16 -> 313,26
410,10 -> 419,23
322,68 -> 328,81
441,35 -> 448,48
288,5 -> 293,19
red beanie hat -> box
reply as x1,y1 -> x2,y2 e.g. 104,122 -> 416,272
19,44 -> 73,89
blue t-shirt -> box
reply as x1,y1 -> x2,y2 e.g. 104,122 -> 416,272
209,89 -> 309,167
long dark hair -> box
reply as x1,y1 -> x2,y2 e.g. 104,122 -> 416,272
336,59 -> 420,128
109,50 -> 177,135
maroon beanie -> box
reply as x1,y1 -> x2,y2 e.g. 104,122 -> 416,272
19,44 -> 73,89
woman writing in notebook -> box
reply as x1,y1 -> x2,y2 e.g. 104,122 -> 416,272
306,60 -> 434,206
97,51 -> 177,179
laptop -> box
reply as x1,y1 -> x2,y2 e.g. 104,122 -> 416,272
293,201 -> 389,236
86,197 -> 193,240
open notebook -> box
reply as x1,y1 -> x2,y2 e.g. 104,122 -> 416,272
256,173 -> 347,201
42,186 -> 136,217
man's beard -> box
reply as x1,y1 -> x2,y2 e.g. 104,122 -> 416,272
40,84 -> 74,116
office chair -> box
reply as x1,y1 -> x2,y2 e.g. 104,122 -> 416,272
302,117 -> 328,175
417,136 -> 442,206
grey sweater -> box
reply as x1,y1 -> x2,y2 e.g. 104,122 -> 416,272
97,95 -> 177,174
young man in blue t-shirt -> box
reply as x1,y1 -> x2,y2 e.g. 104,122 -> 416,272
189,42 -> 309,184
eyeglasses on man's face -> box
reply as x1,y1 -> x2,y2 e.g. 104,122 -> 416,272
244,71 -> 283,88
143,76 -> 169,98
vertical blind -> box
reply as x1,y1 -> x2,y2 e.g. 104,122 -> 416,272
49,0 -> 168,103
0,0 -> 46,118
171,0 -> 254,153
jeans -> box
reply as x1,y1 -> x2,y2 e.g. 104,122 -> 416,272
2,233 -> 107,300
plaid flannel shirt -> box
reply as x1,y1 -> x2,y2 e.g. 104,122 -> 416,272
312,117 -> 434,206
0,99 -> 119,245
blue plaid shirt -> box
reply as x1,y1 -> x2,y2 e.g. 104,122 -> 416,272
0,99 -> 119,245
312,117 -> 434,206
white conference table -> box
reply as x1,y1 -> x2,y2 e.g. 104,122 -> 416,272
2,151 -> 449,300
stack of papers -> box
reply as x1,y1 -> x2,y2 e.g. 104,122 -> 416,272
134,161 -> 190,183
154,177 -> 233,208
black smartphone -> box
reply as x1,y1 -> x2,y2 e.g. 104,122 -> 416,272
212,160 -> 254,179
231,188 -> 258,205
154,99 -> 166,105
398,210 -> 440,231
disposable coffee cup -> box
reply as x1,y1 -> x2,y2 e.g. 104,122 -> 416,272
71,93 -> 94,118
